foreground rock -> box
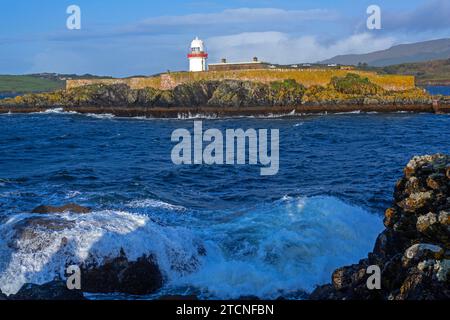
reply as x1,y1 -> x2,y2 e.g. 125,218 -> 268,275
32,203 -> 91,214
9,281 -> 85,300
7,208 -> 165,297
80,249 -> 163,295
310,154 -> 450,300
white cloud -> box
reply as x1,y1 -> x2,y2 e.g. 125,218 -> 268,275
207,32 -> 396,63
135,8 -> 338,27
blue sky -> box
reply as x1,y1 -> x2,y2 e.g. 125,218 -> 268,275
1,0 -> 449,76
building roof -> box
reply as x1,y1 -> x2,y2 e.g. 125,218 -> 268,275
190,37 -> 205,51
209,61 -> 268,66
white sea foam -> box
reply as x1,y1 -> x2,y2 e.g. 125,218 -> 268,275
170,196 -> 383,299
0,196 -> 383,299
334,110 -> 362,115
177,112 -> 220,120
39,108 -> 78,115
85,113 -> 115,119
0,210 -> 201,295
261,109 -> 297,118
176,109 -> 300,120
126,199 -> 186,212
65,191 -> 82,199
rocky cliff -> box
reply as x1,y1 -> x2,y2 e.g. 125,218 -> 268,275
310,154 -> 450,300
1,75 -> 433,110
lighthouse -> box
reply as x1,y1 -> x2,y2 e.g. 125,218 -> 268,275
188,37 -> 208,72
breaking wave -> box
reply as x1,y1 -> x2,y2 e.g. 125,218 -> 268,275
0,196 -> 383,299
85,113 -> 115,119
169,195 -> 383,299
0,210 -> 202,295
126,199 -> 186,212
39,108 -> 79,115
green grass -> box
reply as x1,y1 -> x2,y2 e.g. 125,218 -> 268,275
0,75 -> 65,93
357,59 -> 450,85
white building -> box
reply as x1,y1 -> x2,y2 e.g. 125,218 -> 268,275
188,37 -> 208,72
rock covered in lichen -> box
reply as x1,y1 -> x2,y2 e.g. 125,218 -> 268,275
1,74 -> 432,109
310,154 -> 450,300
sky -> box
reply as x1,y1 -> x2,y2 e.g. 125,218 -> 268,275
0,0 -> 449,77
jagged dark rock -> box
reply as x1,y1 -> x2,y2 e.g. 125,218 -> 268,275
7,215 -> 165,296
0,80 -> 308,109
9,281 -> 85,300
9,216 -> 75,250
32,203 -> 91,214
80,249 -> 163,295
310,154 -> 450,300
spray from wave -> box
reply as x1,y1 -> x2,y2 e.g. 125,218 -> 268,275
0,210 -> 202,295
0,196 -> 383,299
169,196 -> 383,299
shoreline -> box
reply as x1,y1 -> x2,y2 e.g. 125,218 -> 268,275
310,154 -> 450,300
1,103 -> 450,118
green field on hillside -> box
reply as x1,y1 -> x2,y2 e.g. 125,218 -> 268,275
358,59 -> 450,85
0,75 -> 65,93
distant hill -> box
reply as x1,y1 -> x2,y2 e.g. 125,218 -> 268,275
0,73 -> 112,94
0,75 -> 64,93
321,38 -> 450,67
358,59 -> 450,86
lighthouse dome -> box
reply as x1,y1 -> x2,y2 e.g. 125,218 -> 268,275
190,37 -> 205,52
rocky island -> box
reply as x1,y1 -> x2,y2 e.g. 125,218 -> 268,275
1,73 -> 449,117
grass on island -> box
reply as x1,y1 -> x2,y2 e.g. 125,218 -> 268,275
0,75 -> 65,93
166,69 -> 415,91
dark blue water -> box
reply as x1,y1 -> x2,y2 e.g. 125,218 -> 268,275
0,93 -> 20,99
425,85 -> 450,96
0,111 -> 449,299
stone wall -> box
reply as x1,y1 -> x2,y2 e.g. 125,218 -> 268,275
66,69 -> 416,92
208,62 -> 270,72
66,77 -> 162,90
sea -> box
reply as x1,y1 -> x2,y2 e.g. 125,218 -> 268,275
0,86 -> 449,299
0,93 -> 20,99
425,85 -> 450,96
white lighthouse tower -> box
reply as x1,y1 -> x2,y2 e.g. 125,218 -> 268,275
188,37 -> 208,72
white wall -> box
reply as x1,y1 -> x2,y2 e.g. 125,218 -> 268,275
189,57 -> 207,72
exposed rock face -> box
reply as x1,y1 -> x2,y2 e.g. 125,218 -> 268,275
6,80 -> 308,109
32,203 -> 91,214
79,249 -> 163,295
310,154 -> 450,300
5,207 -> 165,297
9,216 -> 75,251
9,281 -> 85,300
2,75 -> 433,111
